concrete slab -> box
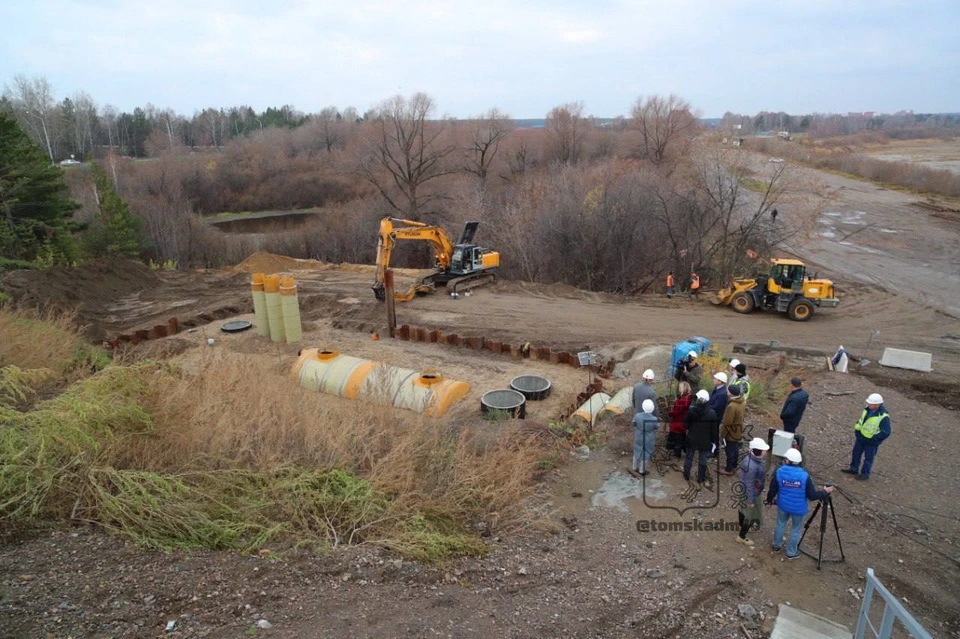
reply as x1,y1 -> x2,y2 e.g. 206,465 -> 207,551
770,604 -> 852,639
878,347 -> 933,372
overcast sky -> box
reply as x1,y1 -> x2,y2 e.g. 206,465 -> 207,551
3,0 -> 958,118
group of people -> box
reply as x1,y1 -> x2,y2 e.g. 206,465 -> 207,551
665,271 -> 700,299
629,355 -> 894,553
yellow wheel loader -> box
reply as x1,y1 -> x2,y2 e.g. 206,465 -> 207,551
712,258 -> 839,321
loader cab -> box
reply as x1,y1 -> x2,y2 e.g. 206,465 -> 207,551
767,260 -> 806,294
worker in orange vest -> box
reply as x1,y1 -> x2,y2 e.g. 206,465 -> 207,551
690,272 -> 701,299
666,272 -> 675,298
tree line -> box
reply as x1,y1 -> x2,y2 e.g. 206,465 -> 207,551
0,74 -> 831,294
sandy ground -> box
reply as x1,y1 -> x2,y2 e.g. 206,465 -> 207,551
1,159 -> 959,638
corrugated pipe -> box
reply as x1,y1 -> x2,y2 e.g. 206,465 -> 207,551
280,276 -> 302,344
597,386 -> 633,421
264,275 -> 286,343
251,273 -> 270,337
292,348 -> 469,417
570,392 -> 611,427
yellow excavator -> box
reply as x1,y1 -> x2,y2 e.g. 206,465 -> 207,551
712,258 -> 839,321
372,217 -> 501,302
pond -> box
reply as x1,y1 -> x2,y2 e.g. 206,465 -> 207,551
208,211 -> 317,234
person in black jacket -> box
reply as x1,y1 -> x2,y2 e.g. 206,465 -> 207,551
779,377 -> 809,433
683,389 -> 719,484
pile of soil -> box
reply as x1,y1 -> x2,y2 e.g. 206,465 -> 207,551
231,252 -> 327,274
0,259 -> 160,313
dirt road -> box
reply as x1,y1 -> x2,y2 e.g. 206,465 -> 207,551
774,158 -> 960,319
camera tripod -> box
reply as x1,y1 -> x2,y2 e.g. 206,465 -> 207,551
798,486 -> 849,570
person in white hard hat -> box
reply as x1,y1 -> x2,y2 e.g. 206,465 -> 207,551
674,351 -> 702,388
631,399 -> 660,477
633,369 -> 658,418
841,393 -> 891,481
735,437 -> 770,546
765,448 -> 834,558
707,371 -> 729,456
683,389 -> 719,485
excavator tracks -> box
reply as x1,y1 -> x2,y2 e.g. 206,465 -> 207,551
446,272 -> 497,295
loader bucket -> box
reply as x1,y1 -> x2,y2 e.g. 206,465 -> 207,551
711,287 -> 735,306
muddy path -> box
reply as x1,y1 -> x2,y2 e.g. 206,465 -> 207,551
748,152 -> 960,319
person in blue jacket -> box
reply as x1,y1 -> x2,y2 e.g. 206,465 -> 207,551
631,399 -> 660,477
707,372 -> 728,456
765,448 -> 834,559
779,377 -> 809,433
841,393 -> 891,481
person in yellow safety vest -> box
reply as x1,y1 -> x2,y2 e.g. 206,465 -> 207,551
666,272 -> 675,298
690,272 -> 700,299
729,362 -> 751,402
841,393 -> 891,481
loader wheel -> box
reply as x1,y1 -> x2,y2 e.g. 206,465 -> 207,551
731,292 -> 755,314
788,298 -> 814,322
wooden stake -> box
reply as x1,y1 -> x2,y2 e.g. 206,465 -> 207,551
384,268 -> 397,338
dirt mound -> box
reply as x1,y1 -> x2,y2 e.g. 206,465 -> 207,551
0,259 -> 160,312
232,252 -> 327,274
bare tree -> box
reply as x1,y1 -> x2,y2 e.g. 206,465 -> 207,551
317,106 -> 343,153
72,92 -> 98,159
357,92 -> 457,220
545,102 -> 586,164
464,108 -> 512,185
157,108 -> 182,153
630,94 -> 700,165
4,74 -> 58,161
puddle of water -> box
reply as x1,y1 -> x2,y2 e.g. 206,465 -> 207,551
820,230 -> 836,238
590,470 -> 667,512
878,228 -> 899,234
824,211 -> 842,218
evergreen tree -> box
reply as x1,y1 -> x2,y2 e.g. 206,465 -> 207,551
0,111 -> 80,263
88,161 -> 142,258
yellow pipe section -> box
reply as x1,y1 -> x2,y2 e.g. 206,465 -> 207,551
280,276 -> 302,344
251,273 -> 270,337
264,275 -> 285,343
292,349 -> 469,417
597,387 -> 634,421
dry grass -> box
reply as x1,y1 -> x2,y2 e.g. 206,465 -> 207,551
747,137 -> 960,197
138,351 -> 551,538
0,312 -> 554,559
0,306 -> 109,376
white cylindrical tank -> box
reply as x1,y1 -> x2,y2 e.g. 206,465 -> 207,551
280,276 -> 302,344
292,349 -> 469,417
251,273 -> 270,337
